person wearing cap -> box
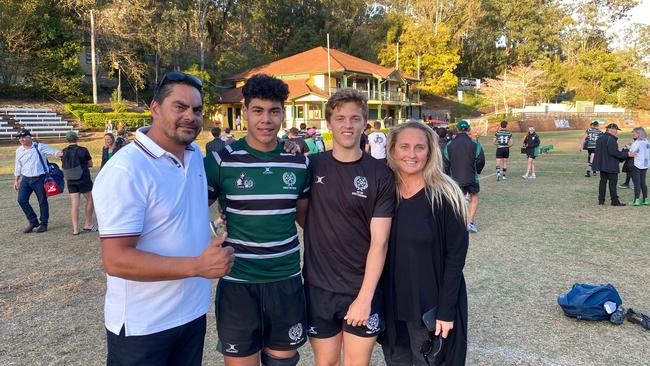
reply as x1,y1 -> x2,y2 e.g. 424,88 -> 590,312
592,123 -> 630,206
305,128 -> 320,155
13,129 -> 63,233
443,120 -> 485,233
115,129 -> 130,150
580,121 -> 603,177
61,131 -> 96,235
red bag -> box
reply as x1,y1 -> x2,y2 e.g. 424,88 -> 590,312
44,178 -> 62,196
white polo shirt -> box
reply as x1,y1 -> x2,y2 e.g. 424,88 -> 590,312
93,127 -> 211,336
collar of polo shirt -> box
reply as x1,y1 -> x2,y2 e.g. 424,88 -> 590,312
134,127 -> 195,159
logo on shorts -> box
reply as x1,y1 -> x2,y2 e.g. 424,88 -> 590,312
225,343 -> 239,353
236,172 -> 255,189
283,172 -> 297,190
307,326 -> 318,335
366,313 -> 380,334
352,176 -> 369,198
263,167 -> 273,175
288,323 -> 304,345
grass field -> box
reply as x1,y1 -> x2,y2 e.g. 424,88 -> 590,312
1,129 -> 649,365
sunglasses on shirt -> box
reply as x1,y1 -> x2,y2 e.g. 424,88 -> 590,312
419,331 -> 443,366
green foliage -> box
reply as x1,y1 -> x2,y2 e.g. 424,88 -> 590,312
65,103 -> 104,121
83,112 -> 151,128
379,19 -> 460,96
0,0 -> 83,99
110,90 -> 128,113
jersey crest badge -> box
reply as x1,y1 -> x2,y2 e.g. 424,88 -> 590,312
352,176 -> 369,198
288,323 -> 304,345
283,172 -> 297,190
236,172 -> 255,189
366,313 -> 380,334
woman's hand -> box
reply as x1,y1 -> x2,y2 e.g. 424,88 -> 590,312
435,320 -> 454,339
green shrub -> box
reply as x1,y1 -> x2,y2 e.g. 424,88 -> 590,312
65,103 -> 104,121
83,111 -> 151,128
110,90 -> 128,113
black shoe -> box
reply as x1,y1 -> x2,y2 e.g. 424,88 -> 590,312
23,223 -> 38,233
585,171 -> 591,177
626,308 -> 650,330
619,184 -> 630,189
598,202 -> 605,205
35,225 -> 48,233
610,306 -> 626,325
611,202 -> 626,206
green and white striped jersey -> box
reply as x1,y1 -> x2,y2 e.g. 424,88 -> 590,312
585,127 -> 603,149
204,138 -> 311,283
494,129 -> 513,148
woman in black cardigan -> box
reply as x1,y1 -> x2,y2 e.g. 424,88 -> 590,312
381,122 -> 469,366
100,133 -> 118,170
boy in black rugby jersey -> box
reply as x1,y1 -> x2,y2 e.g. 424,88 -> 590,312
298,89 -> 395,365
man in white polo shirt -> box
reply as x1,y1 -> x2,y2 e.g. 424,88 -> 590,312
93,72 -> 235,365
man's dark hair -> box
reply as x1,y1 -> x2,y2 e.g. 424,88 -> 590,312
153,72 -> 203,105
436,127 -> 448,139
500,121 -> 508,128
242,74 -> 289,107
211,127 -> 221,138
299,123 -> 307,130
289,127 -> 300,136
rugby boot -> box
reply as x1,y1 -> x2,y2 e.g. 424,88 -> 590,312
626,308 -> 650,330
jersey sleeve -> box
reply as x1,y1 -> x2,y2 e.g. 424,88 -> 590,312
93,166 -> 146,237
373,167 -> 396,218
82,147 -> 92,164
203,150 -> 221,201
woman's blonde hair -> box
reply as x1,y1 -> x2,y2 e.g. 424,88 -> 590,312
633,127 -> 647,140
387,122 -> 468,224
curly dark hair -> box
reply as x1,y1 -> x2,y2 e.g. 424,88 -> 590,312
242,74 -> 289,107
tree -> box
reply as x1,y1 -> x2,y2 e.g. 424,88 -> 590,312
378,17 -> 460,95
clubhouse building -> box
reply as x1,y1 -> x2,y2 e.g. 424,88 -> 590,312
216,47 -> 421,130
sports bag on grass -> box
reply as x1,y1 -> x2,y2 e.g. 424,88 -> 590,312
35,142 -> 65,196
557,283 -> 622,320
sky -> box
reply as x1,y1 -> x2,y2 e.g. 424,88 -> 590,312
610,0 -> 649,49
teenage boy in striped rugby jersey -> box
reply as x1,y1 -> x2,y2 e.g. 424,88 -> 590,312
492,120 -> 513,181
204,74 -> 311,366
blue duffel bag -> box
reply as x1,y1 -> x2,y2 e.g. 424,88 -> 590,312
557,283 -> 622,320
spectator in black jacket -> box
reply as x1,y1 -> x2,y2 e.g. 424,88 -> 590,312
522,126 -> 541,179
592,123 -> 630,206
205,127 -> 226,154
443,120 -> 485,233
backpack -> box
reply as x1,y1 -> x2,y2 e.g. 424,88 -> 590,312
557,283 -> 622,320
62,145 -> 84,181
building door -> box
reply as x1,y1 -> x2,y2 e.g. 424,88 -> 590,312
227,108 -> 234,129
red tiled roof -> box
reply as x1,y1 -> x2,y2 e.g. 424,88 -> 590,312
227,47 -> 417,81
217,79 -> 329,104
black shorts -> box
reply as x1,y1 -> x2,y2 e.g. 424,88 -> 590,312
67,179 -> 93,194
106,314 -> 206,366
587,148 -> 595,161
495,147 -> 510,159
460,182 -> 480,195
215,276 -> 307,357
304,284 -> 385,339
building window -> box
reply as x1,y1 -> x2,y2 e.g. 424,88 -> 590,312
308,104 -> 321,120
296,106 -> 304,119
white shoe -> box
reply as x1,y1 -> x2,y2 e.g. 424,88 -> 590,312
467,223 -> 478,233
522,174 -> 529,179
529,174 -> 536,179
